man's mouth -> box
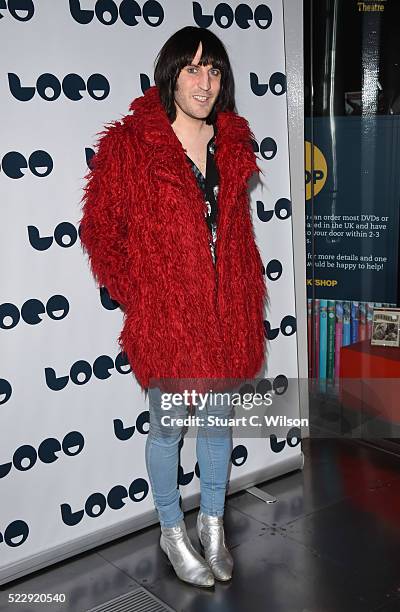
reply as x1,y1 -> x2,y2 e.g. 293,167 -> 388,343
193,95 -> 210,102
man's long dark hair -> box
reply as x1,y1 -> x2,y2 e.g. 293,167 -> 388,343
154,26 -> 236,124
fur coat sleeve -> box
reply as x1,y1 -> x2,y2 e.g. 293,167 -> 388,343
79,122 -> 132,310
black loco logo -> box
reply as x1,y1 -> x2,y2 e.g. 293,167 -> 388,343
0,150 -> 52,178
45,351 -> 131,391
0,0 -> 34,21
69,0 -> 164,26
264,316 -> 297,339
61,478 -> 149,525
0,521 -> 29,548
193,2 -> 272,29
0,296 -> 69,330
257,198 -> 292,222
250,72 -> 287,96
8,73 -> 110,101
0,432 -> 85,479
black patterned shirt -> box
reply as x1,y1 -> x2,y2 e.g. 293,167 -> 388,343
185,128 -> 219,266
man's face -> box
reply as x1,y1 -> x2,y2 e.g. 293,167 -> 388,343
174,41 -> 221,122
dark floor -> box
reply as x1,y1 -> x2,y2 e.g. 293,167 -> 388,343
1,436 -> 400,612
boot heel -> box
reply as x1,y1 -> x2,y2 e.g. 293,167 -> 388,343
160,536 -> 172,565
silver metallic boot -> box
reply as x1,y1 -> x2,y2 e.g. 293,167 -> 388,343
160,519 -> 215,587
196,511 -> 234,581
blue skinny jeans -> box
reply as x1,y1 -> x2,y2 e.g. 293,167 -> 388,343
145,386 -> 234,528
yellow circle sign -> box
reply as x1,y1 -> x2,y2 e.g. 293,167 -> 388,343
305,141 -> 327,200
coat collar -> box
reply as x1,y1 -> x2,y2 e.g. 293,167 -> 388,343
127,85 -> 256,153
125,86 -> 259,236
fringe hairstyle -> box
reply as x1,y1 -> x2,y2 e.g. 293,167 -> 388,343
154,26 -> 236,124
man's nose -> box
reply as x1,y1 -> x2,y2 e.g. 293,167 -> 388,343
198,69 -> 211,90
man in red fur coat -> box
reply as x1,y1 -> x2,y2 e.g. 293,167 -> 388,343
79,26 -> 267,588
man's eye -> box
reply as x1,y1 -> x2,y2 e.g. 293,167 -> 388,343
210,69 -> 221,77
187,67 -> 198,74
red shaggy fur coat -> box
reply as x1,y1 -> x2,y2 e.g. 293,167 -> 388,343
79,86 -> 267,392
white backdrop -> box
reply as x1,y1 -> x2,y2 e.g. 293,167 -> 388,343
0,0 -> 303,584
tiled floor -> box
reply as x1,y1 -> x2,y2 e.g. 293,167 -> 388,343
1,436 -> 400,612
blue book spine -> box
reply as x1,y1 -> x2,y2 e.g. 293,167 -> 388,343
319,300 -> 328,379
343,301 -> 351,346
351,301 -> 359,343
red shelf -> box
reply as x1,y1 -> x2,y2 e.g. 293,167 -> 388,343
339,339 -> 400,424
